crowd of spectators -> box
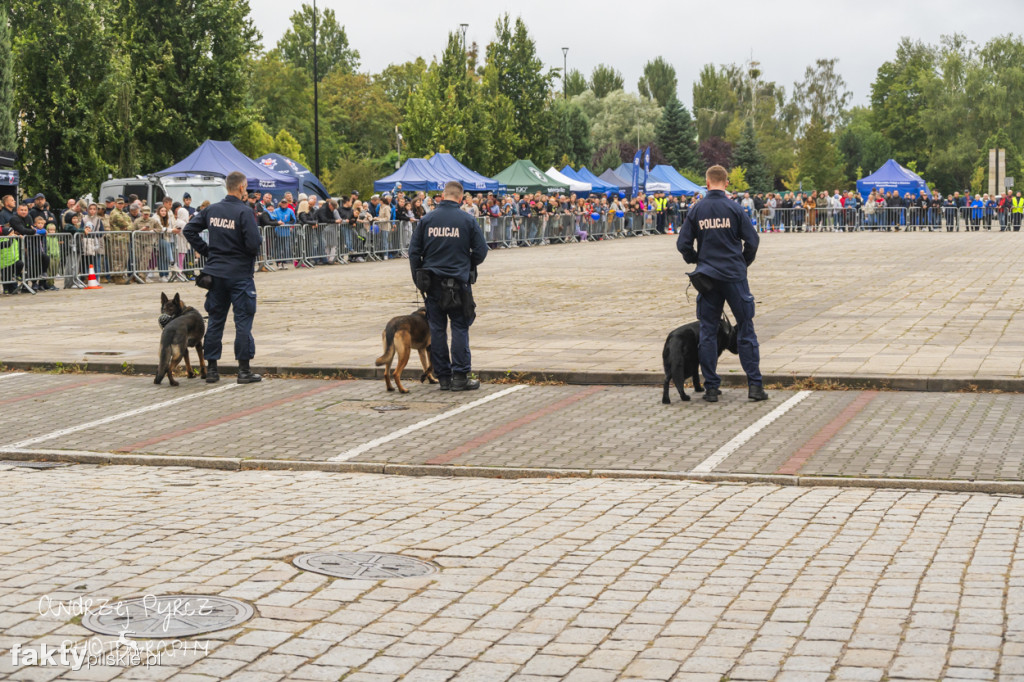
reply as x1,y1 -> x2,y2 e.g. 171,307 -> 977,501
4,181 -> 1024,294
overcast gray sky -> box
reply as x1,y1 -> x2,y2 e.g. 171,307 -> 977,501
250,0 -> 1022,108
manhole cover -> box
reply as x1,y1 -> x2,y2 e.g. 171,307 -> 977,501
83,351 -> 125,356
294,552 -> 438,580
372,405 -> 409,412
0,460 -> 69,469
81,595 -> 253,638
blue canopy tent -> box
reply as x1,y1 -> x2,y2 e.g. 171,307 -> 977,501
155,140 -> 298,196
374,158 -> 449,193
857,159 -> 930,199
255,153 -> 330,200
427,153 -> 502,192
561,164 -> 614,193
569,166 -> 619,195
648,165 -> 706,196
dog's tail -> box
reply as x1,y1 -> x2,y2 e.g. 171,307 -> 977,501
155,342 -> 172,383
375,325 -> 396,366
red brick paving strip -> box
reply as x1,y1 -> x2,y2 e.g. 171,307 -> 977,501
427,386 -> 606,465
0,374 -> 119,407
115,382 -> 345,452
775,390 -> 878,475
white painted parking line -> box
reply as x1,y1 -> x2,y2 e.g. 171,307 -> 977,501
0,373 -> 25,381
689,390 -> 813,474
332,384 -> 528,462
5,384 -> 242,448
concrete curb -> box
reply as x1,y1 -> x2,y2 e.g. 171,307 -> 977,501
3,359 -> 1024,392
2,448 -> 1023,496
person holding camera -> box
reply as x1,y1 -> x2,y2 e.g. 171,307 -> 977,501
677,165 -> 766,403
183,171 -> 263,384
409,181 -> 488,391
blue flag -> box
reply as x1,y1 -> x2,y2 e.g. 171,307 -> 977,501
631,149 -> 641,197
643,146 -> 651,188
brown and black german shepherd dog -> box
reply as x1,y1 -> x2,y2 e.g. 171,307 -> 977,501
155,292 -> 207,387
375,307 -> 436,393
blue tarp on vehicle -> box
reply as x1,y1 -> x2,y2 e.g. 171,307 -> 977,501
857,159 -> 930,199
374,158 -> 450,193
427,153 -> 502,192
155,140 -> 298,194
255,153 -> 330,200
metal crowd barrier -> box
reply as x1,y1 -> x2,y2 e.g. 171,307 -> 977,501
0,233 -> 81,293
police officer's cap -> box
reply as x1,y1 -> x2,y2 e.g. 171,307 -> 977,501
104,196 -> 116,203
182,192 -> 191,199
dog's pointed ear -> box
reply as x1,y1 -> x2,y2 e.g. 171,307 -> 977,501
161,292 -> 168,304
173,293 -> 181,305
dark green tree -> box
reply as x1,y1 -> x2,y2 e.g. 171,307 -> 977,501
249,53 -> 313,164
637,56 -> 677,108
0,7 -> 14,150
124,0 -> 260,173
733,118 -> 772,191
792,58 -> 852,132
870,38 -> 936,172
836,107 -> 891,182
404,32 -> 490,172
564,68 -> 587,98
549,99 -> 591,168
797,115 -> 845,190
275,4 -> 359,81
655,94 -> 700,171
590,64 -> 624,98
375,58 -> 427,115
483,15 -> 555,164
13,0 -> 113,198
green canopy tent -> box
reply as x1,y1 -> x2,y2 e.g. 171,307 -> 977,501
492,160 -> 569,194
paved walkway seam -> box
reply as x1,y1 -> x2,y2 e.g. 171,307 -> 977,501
7,361 -> 1024,392
3,448 -> 1024,495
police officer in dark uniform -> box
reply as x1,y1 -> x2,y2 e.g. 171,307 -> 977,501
409,181 -> 488,391
183,171 -> 263,385
677,164 -> 767,402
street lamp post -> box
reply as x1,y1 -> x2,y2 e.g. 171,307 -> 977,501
562,47 -> 569,100
459,23 -> 468,52
312,0 -> 320,179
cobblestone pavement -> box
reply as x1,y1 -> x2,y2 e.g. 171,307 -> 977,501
4,373 -> 1024,484
4,233 -> 1024,381
2,465 -> 1024,681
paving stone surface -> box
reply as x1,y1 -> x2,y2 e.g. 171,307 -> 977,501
4,372 -> 1024,483
4,232 -> 1024,380
3,466 -> 1024,680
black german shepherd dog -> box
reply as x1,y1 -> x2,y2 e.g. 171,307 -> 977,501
661,315 -> 738,404
155,292 -> 207,386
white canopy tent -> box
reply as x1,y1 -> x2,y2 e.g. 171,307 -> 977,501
546,167 -> 592,193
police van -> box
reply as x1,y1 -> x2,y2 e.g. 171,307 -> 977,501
99,174 -> 227,206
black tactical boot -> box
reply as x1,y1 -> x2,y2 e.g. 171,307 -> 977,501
439,376 -> 452,391
237,359 -> 262,384
206,360 -> 220,384
748,385 -> 769,401
702,387 -> 721,403
451,373 -> 480,391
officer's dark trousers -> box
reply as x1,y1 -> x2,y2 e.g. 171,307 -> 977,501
204,276 -> 256,362
697,278 -> 762,389
425,287 -> 472,378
